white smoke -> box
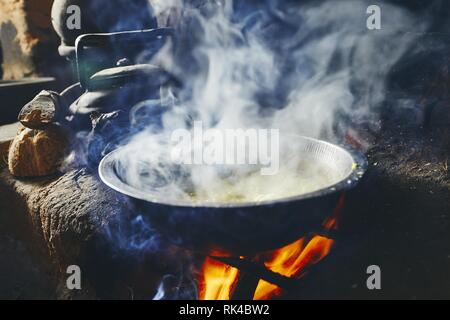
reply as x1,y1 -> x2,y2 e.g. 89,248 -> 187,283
270,1 -> 423,139
148,0 -> 425,136
113,0 -> 425,203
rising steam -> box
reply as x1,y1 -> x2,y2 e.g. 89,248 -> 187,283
90,0 -> 430,299
112,0 -> 425,203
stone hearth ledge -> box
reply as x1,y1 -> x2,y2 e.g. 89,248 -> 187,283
0,166 -> 185,299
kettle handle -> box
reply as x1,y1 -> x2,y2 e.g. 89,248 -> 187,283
75,28 -> 176,90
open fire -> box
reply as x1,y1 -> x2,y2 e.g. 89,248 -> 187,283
199,235 -> 334,300
199,197 -> 343,300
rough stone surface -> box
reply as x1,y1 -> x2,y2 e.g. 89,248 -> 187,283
0,0 -> 63,80
0,235 -> 57,299
292,126 -> 450,299
0,166 -> 186,299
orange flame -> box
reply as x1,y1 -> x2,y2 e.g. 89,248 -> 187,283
253,235 -> 334,300
199,234 -> 334,300
199,253 -> 240,300
199,195 -> 345,300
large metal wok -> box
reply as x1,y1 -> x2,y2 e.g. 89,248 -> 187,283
99,136 -> 367,255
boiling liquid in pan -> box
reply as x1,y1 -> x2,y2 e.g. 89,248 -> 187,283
187,160 -> 343,203
113,136 -> 355,205
120,157 -> 345,204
